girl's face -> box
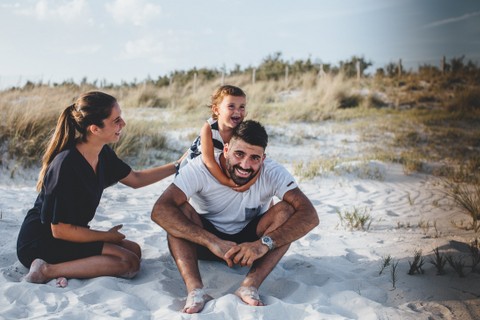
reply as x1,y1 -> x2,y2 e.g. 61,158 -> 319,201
213,95 -> 246,128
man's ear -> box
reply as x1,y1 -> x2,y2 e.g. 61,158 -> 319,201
223,143 -> 229,156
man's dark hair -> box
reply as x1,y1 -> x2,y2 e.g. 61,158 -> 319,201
231,120 -> 268,149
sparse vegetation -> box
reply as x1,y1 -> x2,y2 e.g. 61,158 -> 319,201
408,249 -> 425,275
1,53 -> 479,179
429,247 -> 447,275
469,239 -> 480,273
337,206 -> 373,231
379,254 -> 392,275
390,259 -> 399,290
444,178 -> 480,233
446,254 -> 466,277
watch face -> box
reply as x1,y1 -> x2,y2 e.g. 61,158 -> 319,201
262,236 -> 273,249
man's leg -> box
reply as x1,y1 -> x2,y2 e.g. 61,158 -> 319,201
166,203 -> 213,314
236,200 -> 295,306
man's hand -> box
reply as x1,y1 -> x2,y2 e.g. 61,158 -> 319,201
224,241 -> 269,267
208,239 -> 238,267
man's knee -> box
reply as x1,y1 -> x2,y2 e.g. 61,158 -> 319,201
258,201 -> 295,235
270,201 -> 295,223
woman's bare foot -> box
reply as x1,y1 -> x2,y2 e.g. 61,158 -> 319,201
56,277 -> 68,288
235,286 -> 264,306
23,259 -> 51,284
182,288 -> 213,314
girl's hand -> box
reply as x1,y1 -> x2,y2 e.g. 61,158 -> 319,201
106,224 -> 126,243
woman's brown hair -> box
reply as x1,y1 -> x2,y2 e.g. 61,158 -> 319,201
36,91 -> 117,191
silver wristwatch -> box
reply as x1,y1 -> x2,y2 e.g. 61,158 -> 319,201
261,235 -> 275,251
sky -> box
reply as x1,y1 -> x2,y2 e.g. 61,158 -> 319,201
1,0 -> 479,89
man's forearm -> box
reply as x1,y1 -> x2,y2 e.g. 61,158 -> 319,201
268,209 -> 318,248
265,189 -> 319,248
151,201 -> 216,248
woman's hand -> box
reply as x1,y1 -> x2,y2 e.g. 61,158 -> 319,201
105,224 -> 126,243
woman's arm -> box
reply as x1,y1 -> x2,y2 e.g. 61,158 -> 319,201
51,222 -> 126,243
120,150 -> 188,189
120,163 -> 176,189
200,123 -> 237,188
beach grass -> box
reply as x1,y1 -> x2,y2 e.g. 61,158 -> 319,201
1,65 -> 479,182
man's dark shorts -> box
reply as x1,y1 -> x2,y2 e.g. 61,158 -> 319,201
197,215 -> 262,261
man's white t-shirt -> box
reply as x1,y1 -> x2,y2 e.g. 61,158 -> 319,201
174,155 -> 298,234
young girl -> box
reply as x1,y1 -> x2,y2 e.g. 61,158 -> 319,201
181,85 -> 256,190
16,91 -> 181,286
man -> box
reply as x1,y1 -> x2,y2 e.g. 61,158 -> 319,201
151,120 -> 319,314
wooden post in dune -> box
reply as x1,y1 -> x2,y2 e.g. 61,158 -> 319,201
441,56 -> 446,74
285,65 -> 289,86
318,64 -> 326,78
398,59 -> 402,77
356,60 -> 361,80
252,68 -> 256,85
193,72 -> 197,94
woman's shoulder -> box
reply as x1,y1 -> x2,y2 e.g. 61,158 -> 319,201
45,147 -> 81,180
50,147 -> 78,167
100,144 -> 115,156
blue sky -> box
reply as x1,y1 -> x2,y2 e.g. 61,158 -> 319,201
1,0 -> 479,88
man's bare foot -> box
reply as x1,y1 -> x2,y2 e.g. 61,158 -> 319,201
235,286 -> 264,306
182,288 -> 213,314
24,259 -> 51,284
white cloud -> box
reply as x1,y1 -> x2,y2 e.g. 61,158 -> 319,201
65,44 -> 101,55
18,0 -> 89,22
118,36 -> 165,61
423,11 -> 480,29
105,0 -> 161,26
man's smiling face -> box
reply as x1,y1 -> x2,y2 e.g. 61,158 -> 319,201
224,138 -> 265,186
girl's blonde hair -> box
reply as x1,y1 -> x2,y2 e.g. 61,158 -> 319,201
209,85 -> 246,120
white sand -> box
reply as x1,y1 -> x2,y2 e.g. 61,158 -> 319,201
1,122 -> 479,319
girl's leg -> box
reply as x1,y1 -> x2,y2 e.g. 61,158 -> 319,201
24,242 -> 141,284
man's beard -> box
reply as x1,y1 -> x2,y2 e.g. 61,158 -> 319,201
226,159 -> 257,186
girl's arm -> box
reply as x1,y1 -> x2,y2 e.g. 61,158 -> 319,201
232,169 -> 259,192
200,122 -> 237,188
51,222 -> 126,243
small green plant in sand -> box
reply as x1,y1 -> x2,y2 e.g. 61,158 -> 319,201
390,259 -> 399,290
444,179 -> 480,233
469,238 -> 480,273
293,159 -> 338,180
446,255 -> 466,277
337,206 -> 373,231
406,191 -> 414,205
407,249 -> 425,275
429,247 -> 447,275
379,254 -> 392,275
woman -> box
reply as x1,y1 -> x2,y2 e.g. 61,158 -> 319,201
17,91 -> 179,286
